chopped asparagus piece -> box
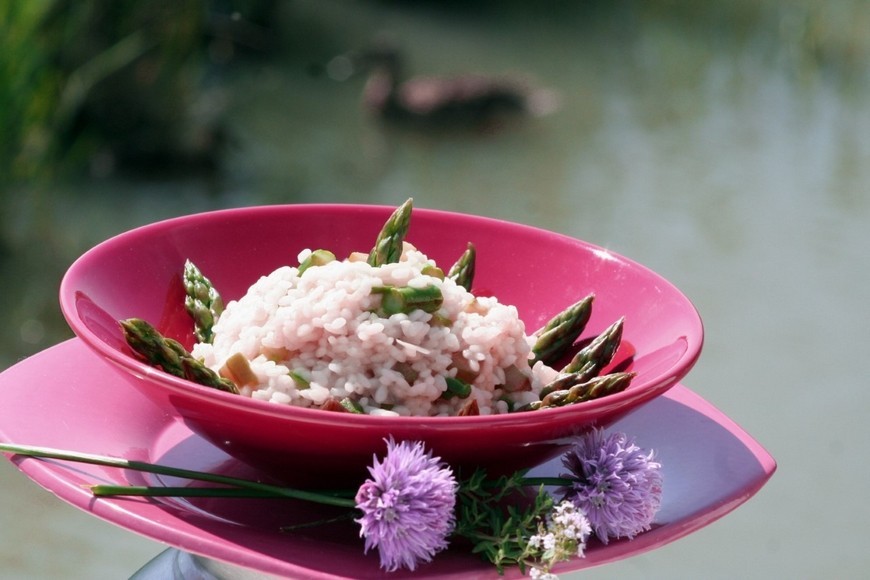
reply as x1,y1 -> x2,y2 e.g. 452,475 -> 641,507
298,249 -> 336,276
340,398 -> 364,414
372,284 -> 443,316
421,264 -> 445,279
444,376 -> 472,399
288,370 -> 310,389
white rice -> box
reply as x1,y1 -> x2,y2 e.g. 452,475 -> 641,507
192,247 -> 555,416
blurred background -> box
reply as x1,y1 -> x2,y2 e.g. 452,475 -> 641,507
1,0 -> 868,577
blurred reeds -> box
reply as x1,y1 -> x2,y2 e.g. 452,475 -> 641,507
0,1 -> 278,187
2,0 -> 868,189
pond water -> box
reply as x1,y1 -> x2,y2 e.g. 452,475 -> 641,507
1,1 -> 868,578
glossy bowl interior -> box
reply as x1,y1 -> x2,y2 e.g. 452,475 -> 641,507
60,204 -> 703,485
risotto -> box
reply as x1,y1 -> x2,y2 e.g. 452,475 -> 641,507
191,245 -> 557,417
120,200 -> 631,417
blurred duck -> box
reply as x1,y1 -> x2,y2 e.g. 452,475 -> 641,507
328,41 -> 559,130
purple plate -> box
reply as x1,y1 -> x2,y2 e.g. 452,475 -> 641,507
0,340 -> 774,578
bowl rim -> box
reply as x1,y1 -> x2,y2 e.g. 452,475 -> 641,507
59,202 -> 704,426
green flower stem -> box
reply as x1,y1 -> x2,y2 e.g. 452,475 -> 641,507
0,443 -> 355,509
93,478 -> 568,499
2,443 -> 570,508
280,512 -> 357,532
518,476 -> 571,488
90,485 -> 356,500
91,485 -> 291,498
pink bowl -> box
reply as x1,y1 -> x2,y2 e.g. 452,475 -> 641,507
59,204 -> 703,485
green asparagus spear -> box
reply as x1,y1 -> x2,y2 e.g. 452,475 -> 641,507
120,318 -> 238,394
530,294 -> 595,366
544,372 -> 635,407
561,317 -> 624,374
448,242 -> 476,291
120,318 -> 184,377
183,260 -> 224,344
516,372 -> 635,412
536,361 -> 596,400
372,284 -> 444,316
572,371 -> 635,402
181,358 -> 239,394
367,198 -> 413,267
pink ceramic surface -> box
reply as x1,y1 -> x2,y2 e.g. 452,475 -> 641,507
0,340 -> 773,578
59,204 -> 704,483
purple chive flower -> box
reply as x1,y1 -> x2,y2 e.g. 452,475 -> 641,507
355,439 -> 458,572
559,429 -> 663,544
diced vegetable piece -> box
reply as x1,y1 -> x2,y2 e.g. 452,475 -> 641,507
393,362 -> 420,383
458,398 -> 480,416
288,370 -> 310,389
421,264 -> 445,279
340,398 -> 364,413
220,352 -> 258,387
320,399 -> 348,413
501,364 -> 531,393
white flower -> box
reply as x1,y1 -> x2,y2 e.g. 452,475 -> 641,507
529,567 -> 560,580
526,500 -> 592,578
